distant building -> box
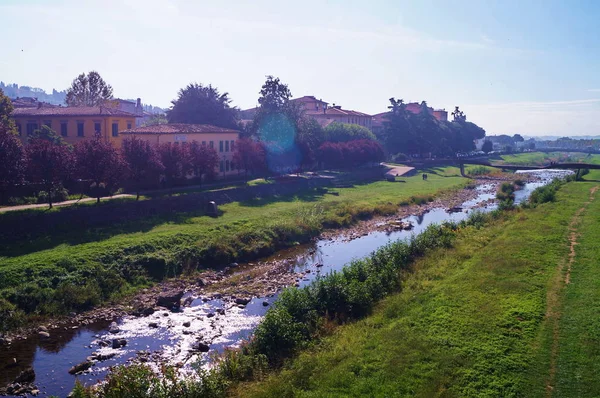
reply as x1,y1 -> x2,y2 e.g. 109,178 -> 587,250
10,97 -> 56,109
120,123 -> 240,177
240,95 -> 373,130
11,104 -> 139,147
103,98 -> 145,126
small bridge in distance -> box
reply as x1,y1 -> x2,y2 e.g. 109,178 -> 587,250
458,159 -> 600,175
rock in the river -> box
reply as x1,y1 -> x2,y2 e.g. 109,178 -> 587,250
38,331 -> 50,338
37,326 -> 48,332
235,297 -> 251,305
68,360 -> 93,374
108,322 -> 120,334
216,308 -> 225,315
156,289 -> 184,309
206,312 -> 215,318
262,301 -> 269,307
112,338 -> 127,349
191,341 -> 210,352
148,322 -> 159,328
91,352 -> 116,361
97,339 -> 110,347
183,321 -> 191,327
14,367 -> 35,383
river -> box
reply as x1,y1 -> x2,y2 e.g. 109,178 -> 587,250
0,170 -> 571,397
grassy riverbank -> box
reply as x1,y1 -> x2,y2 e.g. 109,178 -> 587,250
0,168 -> 467,332
236,180 -> 600,397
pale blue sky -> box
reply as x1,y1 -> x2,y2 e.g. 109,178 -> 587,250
1,0 -> 600,136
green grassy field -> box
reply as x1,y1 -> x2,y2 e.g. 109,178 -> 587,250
498,152 -> 600,166
238,180 -> 600,397
0,168 -> 467,331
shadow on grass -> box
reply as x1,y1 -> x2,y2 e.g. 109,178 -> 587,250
0,203 -> 211,258
239,190 -> 325,207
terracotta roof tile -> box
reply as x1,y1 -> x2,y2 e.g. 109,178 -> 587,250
120,123 -> 239,135
12,106 -> 138,117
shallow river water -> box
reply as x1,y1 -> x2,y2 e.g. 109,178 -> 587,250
0,170 -> 571,397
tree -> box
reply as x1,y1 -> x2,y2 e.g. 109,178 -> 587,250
26,138 -> 72,208
513,134 -> 525,142
74,136 -> 123,203
188,141 -> 219,184
121,137 -> 163,200
142,113 -> 168,127
167,83 -> 239,129
232,138 -> 266,176
451,106 -> 466,122
0,130 -> 25,204
482,140 -> 493,153
324,122 -> 377,143
381,98 -> 414,156
0,89 -> 25,204
65,71 -> 113,106
258,76 -> 292,112
0,89 -> 16,132
157,142 -> 192,189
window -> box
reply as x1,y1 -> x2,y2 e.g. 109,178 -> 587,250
225,160 -> 230,172
219,141 -> 223,152
26,121 -> 38,135
43,120 -> 52,128
94,122 -> 101,134
219,160 -> 224,172
202,141 -> 206,146
16,123 -> 21,135
77,121 -> 84,137
127,121 -> 132,129
225,140 -> 229,152
60,121 -> 68,137
112,122 -> 119,137
231,140 -> 234,152
209,141 -> 214,148
231,161 -> 235,170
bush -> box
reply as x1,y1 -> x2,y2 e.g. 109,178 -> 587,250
37,187 -> 69,204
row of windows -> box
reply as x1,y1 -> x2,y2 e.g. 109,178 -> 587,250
219,159 -> 236,172
16,120 -> 133,138
219,140 -> 235,153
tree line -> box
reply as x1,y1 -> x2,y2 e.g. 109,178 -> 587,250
379,101 -> 487,159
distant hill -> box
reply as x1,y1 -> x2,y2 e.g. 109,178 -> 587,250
1,82 -> 166,114
524,135 -> 600,141
0,81 -> 66,105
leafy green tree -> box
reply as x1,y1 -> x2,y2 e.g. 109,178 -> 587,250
26,138 -> 73,208
28,125 -> 67,146
0,111 -> 25,203
482,140 -> 493,153
122,137 -> 163,200
167,83 -> 239,129
0,89 -> 16,132
451,106 -> 466,122
65,71 -> 114,106
258,75 -> 292,112
74,136 -> 124,203
513,134 -> 525,142
324,122 -> 377,142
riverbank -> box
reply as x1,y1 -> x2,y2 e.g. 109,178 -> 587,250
0,168 -> 468,336
236,179 -> 600,397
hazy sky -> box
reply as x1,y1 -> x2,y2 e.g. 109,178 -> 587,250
2,0 -> 600,136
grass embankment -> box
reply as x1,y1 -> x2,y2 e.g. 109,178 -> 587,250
238,180 -> 600,397
0,168 -> 466,331
498,152 -> 600,166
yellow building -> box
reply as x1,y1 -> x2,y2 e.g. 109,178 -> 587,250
120,123 -> 240,177
11,104 -> 139,147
